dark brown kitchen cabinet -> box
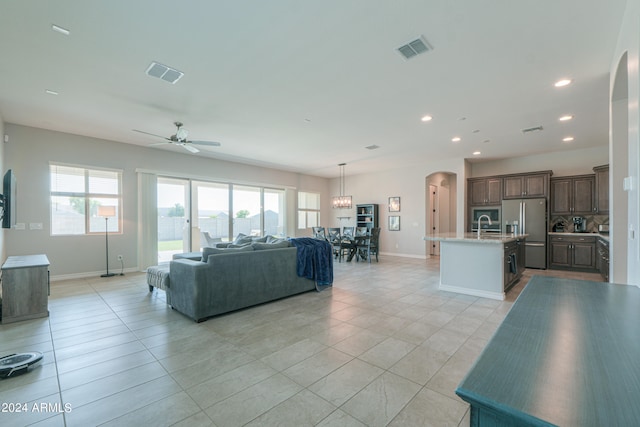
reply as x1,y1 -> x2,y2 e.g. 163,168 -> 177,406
549,235 -> 596,271
469,177 -> 502,206
593,165 -> 609,214
502,172 -> 550,199
597,237 -> 609,281
550,175 -> 595,215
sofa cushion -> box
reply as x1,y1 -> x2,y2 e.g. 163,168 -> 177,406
251,236 -> 269,243
202,245 -> 254,261
251,241 -> 291,250
228,243 -> 252,248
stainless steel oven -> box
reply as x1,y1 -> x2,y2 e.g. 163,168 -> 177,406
471,206 -> 501,232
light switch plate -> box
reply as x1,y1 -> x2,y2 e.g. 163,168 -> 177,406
14,223 -> 25,230
30,223 -> 43,230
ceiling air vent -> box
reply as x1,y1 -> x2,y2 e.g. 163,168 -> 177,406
365,144 -> 380,150
397,36 -> 432,60
521,125 -> 544,134
146,61 -> 184,84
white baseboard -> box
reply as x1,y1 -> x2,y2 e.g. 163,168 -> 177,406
51,267 -> 141,282
438,284 -> 505,301
379,252 -> 427,260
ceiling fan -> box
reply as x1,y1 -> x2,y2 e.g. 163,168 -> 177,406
133,121 -> 221,153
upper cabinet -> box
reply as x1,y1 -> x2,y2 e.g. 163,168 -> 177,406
469,177 -> 502,206
550,175 -> 595,215
502,172 -> 551,199
356,204 -> 378,231
593,165 -> 609,215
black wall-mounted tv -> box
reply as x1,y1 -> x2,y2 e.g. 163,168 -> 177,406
1,169 -> 16,229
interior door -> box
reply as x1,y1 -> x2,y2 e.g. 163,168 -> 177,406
429,185 -> 439,255
157,177 -> 190,262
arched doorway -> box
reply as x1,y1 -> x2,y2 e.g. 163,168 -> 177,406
425,172 -> 457,257
611,52 -> 628,283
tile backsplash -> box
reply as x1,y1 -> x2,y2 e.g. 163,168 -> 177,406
550,215 -> 609,233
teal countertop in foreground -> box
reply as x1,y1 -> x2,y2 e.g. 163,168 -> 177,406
456,275 -> 640,426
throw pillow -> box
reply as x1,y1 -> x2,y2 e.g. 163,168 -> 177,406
251,241 -> 291,250
251,236 -> 268,243
232,233 -> 253,246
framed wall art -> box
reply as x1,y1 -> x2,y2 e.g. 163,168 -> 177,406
389,216 -> 400,231
388,196 -> 400,212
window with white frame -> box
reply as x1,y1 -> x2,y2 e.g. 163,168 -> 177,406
297,191 -> 320,229
50,164 -> 122,235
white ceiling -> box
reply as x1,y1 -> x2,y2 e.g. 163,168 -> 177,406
0,1 -> 627,178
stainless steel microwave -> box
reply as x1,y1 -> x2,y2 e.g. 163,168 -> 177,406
471,206 -> 501,231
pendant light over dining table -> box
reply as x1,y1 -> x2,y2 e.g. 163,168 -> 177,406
332,163 -> 352,209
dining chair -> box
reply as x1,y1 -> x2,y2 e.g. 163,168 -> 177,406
327,227 -> 342,260
339,227 -> 356,261
312,226 -> 327,240
356,227 -> 380,262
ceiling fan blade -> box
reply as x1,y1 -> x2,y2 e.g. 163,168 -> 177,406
132,129 -> 169,139
181,143 -> 199,153
149,141 -> 171,147
190,140 -> 221,147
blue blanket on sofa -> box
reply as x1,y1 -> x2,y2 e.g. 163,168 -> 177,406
289,238 -> 333,287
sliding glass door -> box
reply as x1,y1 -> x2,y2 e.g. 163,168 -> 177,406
157,177 -> 190,262
192,181 -> 230,248
155,178 -> 286,257
232,185 -> 262,237
264,188 -> 285,237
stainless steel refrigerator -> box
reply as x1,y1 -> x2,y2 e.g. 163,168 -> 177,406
501,198 -> 547,269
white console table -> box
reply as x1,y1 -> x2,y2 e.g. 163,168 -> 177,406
1,254 -> 50,324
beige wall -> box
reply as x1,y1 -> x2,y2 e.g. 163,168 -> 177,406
0,115 -> 5,262
611,0 -> 640,285
470,146 -> 608,178
3,124 -> 330,277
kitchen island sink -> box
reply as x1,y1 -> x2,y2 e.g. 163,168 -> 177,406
424,232 -> 527,300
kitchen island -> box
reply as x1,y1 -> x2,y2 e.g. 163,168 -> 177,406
424,232 -> 527,300
456,276 -> 640,426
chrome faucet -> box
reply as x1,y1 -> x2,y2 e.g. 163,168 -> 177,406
477,214 -> 492,237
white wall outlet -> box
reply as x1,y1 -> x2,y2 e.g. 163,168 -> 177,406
14,223 -> 25,230
623,176 -> 634,191
29,223 -> 43,230
117,255 -> 123,261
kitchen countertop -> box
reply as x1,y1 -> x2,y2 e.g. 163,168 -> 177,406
548,231 -> 609,242
424,232 -> 529,244
456,275 -> 640,425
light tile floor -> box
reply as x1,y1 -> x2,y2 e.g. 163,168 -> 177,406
0,256 -> 603,427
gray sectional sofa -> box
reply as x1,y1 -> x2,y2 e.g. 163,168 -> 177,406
169,239 -> 318,322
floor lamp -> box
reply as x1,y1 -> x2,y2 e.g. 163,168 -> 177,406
98,205 -> 116,278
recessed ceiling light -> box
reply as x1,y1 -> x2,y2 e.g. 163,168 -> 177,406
473,151 -> 481,156
421,115 -> 433,122
559,115 -> 573,121
554,79 -> 572,87
45,89 -> 59,95
563,136 -> 574,142
451,137 -> 461,142
51,24 -> 70,36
